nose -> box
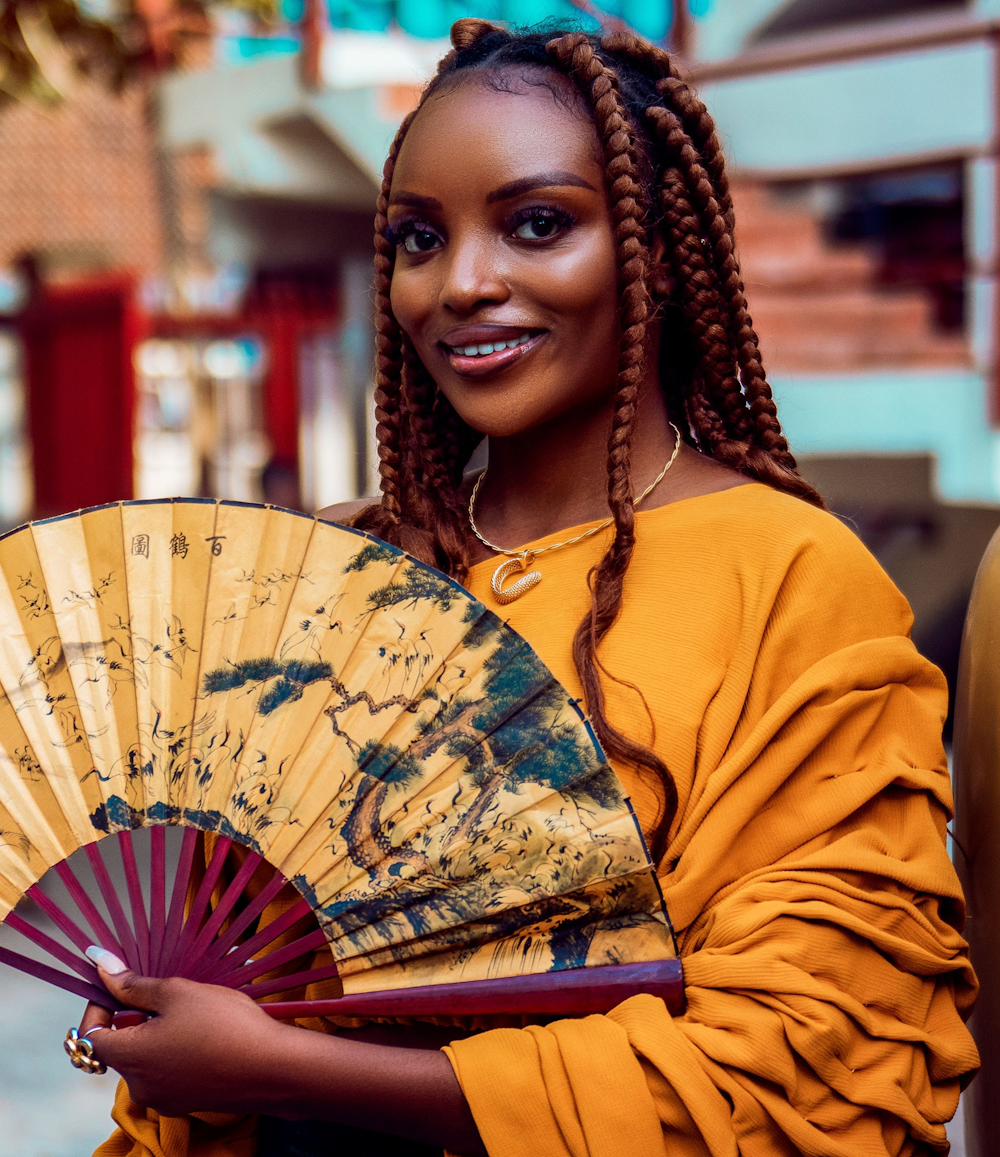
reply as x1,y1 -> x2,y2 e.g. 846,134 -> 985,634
438,229 -> 510,315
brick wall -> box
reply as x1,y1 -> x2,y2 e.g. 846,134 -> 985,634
0,81 -> 166,280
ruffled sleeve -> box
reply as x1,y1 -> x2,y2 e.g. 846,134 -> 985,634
444,519 -> 978,1156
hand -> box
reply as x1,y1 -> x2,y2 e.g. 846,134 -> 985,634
77,947 -> 487,1153
79,947 -> 296,1117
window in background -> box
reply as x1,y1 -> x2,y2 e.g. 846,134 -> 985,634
0,331 -> 32,528
826,165 -> 966,335
134,338 -> 270,502
734,162 -> 968,373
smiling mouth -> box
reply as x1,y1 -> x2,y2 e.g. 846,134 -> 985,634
448,333 -> 533,357
441,331 -> 545,377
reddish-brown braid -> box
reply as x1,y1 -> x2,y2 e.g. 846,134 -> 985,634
351,20 -> 824,861
545,31 -> 678,857
657,162 -> 750,457
365,111 -> 416,540
644,87 -> 813,492
400,336 -> 474,578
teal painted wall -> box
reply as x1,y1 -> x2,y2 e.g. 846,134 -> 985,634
773,372 -> 1000,502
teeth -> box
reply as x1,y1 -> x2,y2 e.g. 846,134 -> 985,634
453,333 -> 532,357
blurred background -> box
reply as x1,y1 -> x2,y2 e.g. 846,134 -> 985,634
0,0 -> 992,1150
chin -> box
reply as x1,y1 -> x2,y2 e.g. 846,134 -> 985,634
444,395 -> 563,441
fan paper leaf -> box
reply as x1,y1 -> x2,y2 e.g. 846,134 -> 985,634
0,501 -> 675,1005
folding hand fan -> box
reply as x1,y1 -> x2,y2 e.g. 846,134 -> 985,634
0,499 -> 681,1023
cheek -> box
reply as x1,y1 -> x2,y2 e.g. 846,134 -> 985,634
533,235 -> 619,328
390,266 -> 434,343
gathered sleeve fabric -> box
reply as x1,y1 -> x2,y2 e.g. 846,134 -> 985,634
93,1083 -> 256,1157
446,498 -> 978,1157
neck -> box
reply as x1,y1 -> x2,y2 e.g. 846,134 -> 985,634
472,376 -> 676,555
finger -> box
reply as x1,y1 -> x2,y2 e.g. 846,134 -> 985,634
80,1022 -> 123,1068
84,946 -> 167,1014
79,999 -> 113,1037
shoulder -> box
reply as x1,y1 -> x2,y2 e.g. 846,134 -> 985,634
734,485 -> 916,645
735,485 -> 891,588
316,497 -> 377,525
668,482 -> 880,575
653,483 -> 914,640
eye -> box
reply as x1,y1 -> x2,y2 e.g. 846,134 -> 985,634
510,208 -> 574,241
390,220 -> 442,254
403,229 -> 441,254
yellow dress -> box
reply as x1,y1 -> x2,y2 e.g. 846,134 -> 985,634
96,483 -> 978,1157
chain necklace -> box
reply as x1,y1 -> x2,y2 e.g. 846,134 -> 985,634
469,422 -> 683,604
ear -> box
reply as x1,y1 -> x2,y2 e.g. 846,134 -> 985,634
648,230 -> 675,301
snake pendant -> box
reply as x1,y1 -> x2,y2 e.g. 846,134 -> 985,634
491,554 -> 542,604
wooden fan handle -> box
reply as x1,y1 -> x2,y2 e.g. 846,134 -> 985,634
260,959 -> 684,1020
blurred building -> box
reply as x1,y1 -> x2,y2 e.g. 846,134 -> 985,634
687,0 -> 1000,721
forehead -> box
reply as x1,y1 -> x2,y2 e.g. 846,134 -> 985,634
392,72 -> 603,197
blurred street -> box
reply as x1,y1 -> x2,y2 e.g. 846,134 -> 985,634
0,964 -> 117,1156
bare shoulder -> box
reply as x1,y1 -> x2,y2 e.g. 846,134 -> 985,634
316,497 -> 377,525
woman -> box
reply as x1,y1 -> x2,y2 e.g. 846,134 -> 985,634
82,20 -> 978,1157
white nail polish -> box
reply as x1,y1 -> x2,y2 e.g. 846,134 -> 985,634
85,945 -> 127,975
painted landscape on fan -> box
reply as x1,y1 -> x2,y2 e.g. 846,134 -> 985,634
0,499 -> 675,1005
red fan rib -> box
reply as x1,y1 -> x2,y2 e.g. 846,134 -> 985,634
183,849 -> 263,970
148,825 -> 166,974
258,960 -> 686,1019
26,884 -> 101,957
161,826 -> 199,974
4,911 -> 102,984
117,831 -> 151,973
213,927 -> 329,989
53,861 -> 121,957
164,835 -> 232,976
194,894 -> 312,984
0,945 -> 119,1010
188,867 -> 289,977
85,842 -> 141,973
239,961 -> 341,1000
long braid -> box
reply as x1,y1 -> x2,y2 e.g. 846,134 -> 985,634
647,82 -> 818,494
355,112 -> 416,544
657,164 -> 750,458
401,336 -> 474,579
546,32 -> 676,858
433,391 -> 482,488
647,111 -> 750,440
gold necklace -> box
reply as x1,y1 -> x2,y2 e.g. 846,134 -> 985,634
469,422 -> 683,604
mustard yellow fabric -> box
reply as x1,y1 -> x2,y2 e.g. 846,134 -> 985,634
95,1079 -> 257,1157
95,483 -> 978,1157
447,483 -> 978,1156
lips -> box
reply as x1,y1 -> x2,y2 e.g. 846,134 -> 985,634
439,326 -> 546,378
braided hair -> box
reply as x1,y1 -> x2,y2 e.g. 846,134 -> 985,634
352,19 -> 824,863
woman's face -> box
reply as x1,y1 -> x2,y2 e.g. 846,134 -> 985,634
387,71 -> 622,438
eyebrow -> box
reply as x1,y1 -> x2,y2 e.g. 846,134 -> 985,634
486,171 -> 597,203
388,192 -> 442,210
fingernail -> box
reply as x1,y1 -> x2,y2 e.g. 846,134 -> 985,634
85,945 -> 127,975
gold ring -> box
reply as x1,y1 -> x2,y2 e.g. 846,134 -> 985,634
64,1028 -> 108,1076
